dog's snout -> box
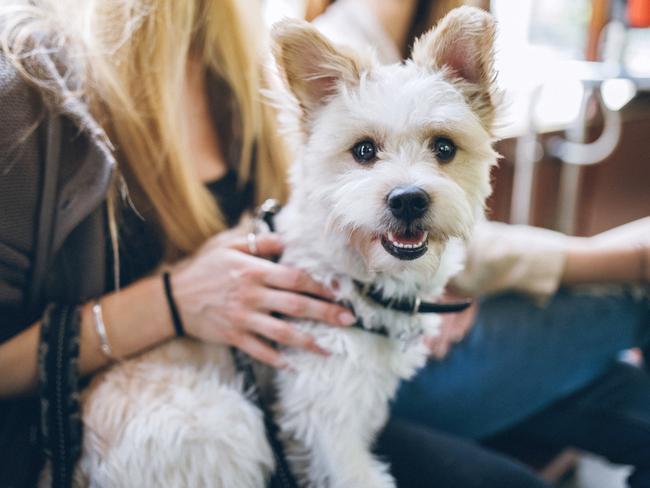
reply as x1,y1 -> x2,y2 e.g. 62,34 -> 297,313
387,186 -> 430,221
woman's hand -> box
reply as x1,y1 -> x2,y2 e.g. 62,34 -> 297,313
424,294 -> 478,360
170,233 -> 355,367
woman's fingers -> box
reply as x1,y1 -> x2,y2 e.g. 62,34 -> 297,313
225,233 -> 285,258
425,302 -> 479,359
215,234 -> 337,302
234,333 -> 286,368
258,289 -> 355,327
262,263 -> 336,301
449,303 -> 478,342
246,313 -> 329,356
424,334 -> 451,360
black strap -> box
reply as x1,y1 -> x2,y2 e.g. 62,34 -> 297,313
25,111 -> 83,488
229,348 -> 299,488
229,199 -> 298,488
39,304 -> 82,488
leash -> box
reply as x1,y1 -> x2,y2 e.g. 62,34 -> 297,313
229,199 -> 298,488
229,347 -> 298,488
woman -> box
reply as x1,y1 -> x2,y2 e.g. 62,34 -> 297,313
0,0 -> 550,487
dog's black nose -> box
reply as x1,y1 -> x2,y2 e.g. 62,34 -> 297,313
387,186 -> 430,221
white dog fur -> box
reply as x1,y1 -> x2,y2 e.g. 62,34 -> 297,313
69,7 -> 500,488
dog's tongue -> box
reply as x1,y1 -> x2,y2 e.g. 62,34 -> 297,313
390,230 -> 426,245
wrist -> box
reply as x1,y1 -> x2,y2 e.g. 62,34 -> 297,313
100,276 -> 176,355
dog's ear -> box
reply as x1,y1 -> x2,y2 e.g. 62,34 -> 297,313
411,6 -> 498,129
272,19 -> 367,115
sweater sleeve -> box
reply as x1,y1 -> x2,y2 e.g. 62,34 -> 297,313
0,53 -> 44,336
451,220 -> 569,300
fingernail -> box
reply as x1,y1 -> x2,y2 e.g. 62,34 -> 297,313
275,358 -> 288,369
338,311 -> 356,326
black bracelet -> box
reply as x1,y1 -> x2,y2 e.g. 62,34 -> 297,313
163,271 -> 185,337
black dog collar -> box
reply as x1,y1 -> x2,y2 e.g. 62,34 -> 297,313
353,281 -> 472,315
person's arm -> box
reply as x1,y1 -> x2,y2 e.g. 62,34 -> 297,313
0,233 -> 355,399
451,218 -> 650,299
0,275 -> 173,398
429,219 -> 649,358
562,240 -> 649,285
451,221 -> 569,298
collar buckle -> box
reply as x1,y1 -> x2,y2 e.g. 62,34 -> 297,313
411,296 -> 421,315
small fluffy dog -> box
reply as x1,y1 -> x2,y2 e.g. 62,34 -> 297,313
73,7 -> 499,488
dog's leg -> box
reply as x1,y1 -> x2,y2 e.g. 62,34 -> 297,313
77,340 -> 274,488
276,343 -> 401,488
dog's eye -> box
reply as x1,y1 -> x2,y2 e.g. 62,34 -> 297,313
432,137 -> 456,163
351,140 -> 377,164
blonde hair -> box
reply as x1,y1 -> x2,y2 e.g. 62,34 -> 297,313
1,0 -> 289,257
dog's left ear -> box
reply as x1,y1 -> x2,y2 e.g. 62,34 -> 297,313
272,19 -> 368,116
411,6 -> 498,129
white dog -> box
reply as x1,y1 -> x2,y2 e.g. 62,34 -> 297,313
72,7 -> 499,488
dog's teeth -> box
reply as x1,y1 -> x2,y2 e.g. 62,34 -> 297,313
385,231 -> 429,250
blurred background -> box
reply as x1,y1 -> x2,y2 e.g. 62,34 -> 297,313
264,1 -> 650,486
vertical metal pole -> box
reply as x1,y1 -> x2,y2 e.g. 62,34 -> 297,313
510,132 -> 539,225
510,86 -> 541,225
555,86 -> 592,235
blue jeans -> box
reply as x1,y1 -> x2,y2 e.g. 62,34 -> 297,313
393,288 -> 650,486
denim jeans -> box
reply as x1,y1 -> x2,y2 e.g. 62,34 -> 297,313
377,418 -> 550,488
393,287 -> 650,486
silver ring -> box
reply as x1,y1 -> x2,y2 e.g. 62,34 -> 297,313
247,232 -> 258,255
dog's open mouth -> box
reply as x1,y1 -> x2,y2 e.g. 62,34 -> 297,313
380,230 -> 429,260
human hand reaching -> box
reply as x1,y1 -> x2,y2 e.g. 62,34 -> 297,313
170,233 -> 356,367
424,292 -> 478,360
